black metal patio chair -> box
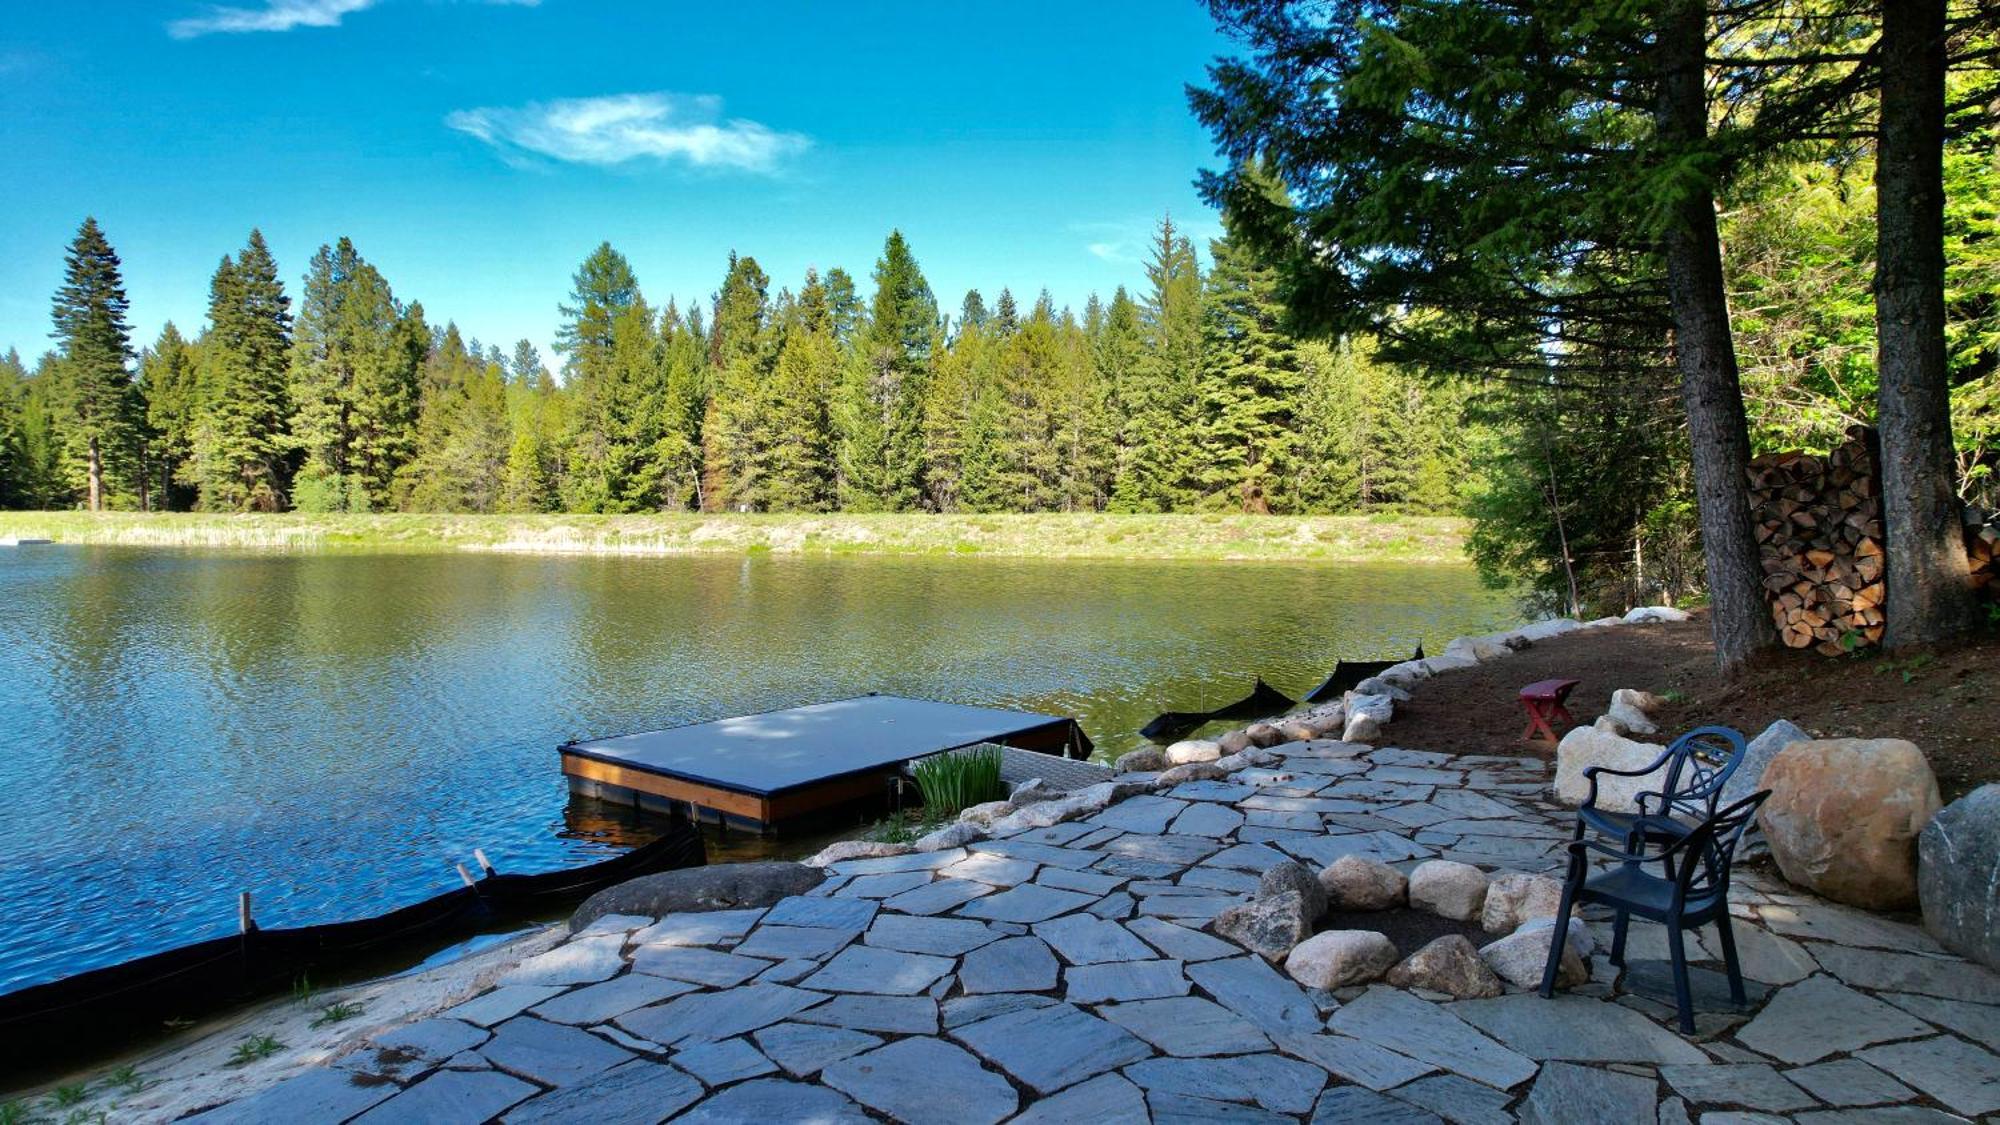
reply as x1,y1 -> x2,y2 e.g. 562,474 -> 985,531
1538,789 -> 1771,1033
1575,725 -> 1747,861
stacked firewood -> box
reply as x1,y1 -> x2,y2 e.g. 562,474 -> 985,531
1747,427 -> 1885,654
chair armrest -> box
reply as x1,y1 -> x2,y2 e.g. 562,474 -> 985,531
1566,828 -> 1700,867
1579,748 -> 1673,809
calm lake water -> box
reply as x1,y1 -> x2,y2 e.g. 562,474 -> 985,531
0,546 -> 1515,993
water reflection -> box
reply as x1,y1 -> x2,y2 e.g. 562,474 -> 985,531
0,546 -> 1515,993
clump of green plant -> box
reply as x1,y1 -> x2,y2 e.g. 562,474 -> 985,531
47,1086 -> 86,1108
910,745 -> 1005,816
864,807 -> 948,844
311,1001 -> 365,1028
0,1101 -> 25,1125
102,1066 -> 144,1094
227,1034 -> 284,1067
290,974 -> 315,1006
1874,651 -> 1937,683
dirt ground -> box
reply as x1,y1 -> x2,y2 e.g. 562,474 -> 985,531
1386,612 -> 1997,802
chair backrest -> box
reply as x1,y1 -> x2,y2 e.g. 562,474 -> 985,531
1657,725 -> 1748,818
1676,789 -> 1769,904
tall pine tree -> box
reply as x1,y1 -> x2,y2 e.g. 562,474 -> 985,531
49,217 -> 139,510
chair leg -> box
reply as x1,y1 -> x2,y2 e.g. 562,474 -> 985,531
1713,914 -> 1747,1007
1610,909 -> 1629,967
1538,886 -> 1579,999
1666,926 -> 1696,1035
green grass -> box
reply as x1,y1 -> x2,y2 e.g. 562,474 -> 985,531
310,1000 -> 365,1028
0,511 -> 1471,563
910,744 -> 1006,815
226,1034 -> 284,1067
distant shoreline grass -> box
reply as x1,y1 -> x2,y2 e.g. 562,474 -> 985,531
0,511 -> 1471,563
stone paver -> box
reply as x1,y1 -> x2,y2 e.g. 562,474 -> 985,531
822,1036 -> 1020,1125
189,732 -> 2000,1125
951,1000 -> 1154,1094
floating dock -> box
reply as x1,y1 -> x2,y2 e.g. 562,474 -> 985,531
560,694 -> 1095,830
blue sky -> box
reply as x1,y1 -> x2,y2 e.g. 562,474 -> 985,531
0,0 -> 1234,367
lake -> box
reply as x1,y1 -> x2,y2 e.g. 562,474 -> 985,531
0,546 -> 1516,994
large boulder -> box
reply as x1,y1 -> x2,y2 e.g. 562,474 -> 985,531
1553,727 -> 1667,812
1218,729 -> 1254,755
1284,931 -> 1399,989
572,862 -> 823,931
1919,784 -> 2000,971
1480,872 -> 1565,933
806,840 -> 912,867
1166,739 -> 1224,765
1277,720 -> 1318,743
1481,917 -> 1591,990
1444,633 -> 1528,662
1408,860 -> 1489,922
1341,713 -> 1383,744
1601,688 -> 1662,737
1115,747 -> 1169,774
1721,719 -> 1810,807
1351,677 -> 1411,703
915,821 -> 987,851
1515,618 -> 1584,642
1259,861 -> 1329,921
1624,605 -> 1690,623
1212,889 -> 1314,961
1387,935 -> 1504,999
1302,711 -> 1348,739
1318,856 -> 1408,911
1761,738 -> 1941,910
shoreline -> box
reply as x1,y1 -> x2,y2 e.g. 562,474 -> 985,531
0,511 -> 1470,563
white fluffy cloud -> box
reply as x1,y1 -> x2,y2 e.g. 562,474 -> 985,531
168,0 -> 536,39
446,93 -> 810,174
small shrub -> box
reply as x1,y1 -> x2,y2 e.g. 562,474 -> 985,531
227,1035 -> 284,1067
311,1001 -> 365,1028
48,1086 -> 86,1108
910,745 -> 1005,816
103,1066 -> 144,1094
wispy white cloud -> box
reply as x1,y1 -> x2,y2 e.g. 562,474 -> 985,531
1087,241 -> 1134,264
446,93 -> 810,174
168,0 -> 535,39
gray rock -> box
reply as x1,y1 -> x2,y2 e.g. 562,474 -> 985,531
1659,1063 -> 1814,1113
1409,860 -> 1489,921
180,1066 -> 398,1125
1284,929 -> 1399,989
958,935 -> 1060,993
1035,912 -> 1156,964
1319,855 -> 1409,911
1260,860 -> 1330,919
479,1016 -> 634,1086
956,882 -> 1095,923
675,1078 -> 871,1124
822,1036 -> 1019,1125
1171,802 -> 1247,837
1328,985 -> 1537,1090
529,974 -> 696,1025
801,944 -> 954,995
1880,990 -> 2000,1044
631,907 -> 766,947
733,923 -> 860,961
1518,1061 -> 1657,1124
671,1037 -> 776,1086
764,892 -> 880,930
572,861 -> 824,931
864,914 -> 1001,956
370,1017 -> 489,1062
1066,959 -> 1189,1003
1784,1058 -> 1916,1107
614,983 -> 823,1047
793,993 -> 939,1035
753,1022 -> 883,1077
1694,923 -> 1819,986
1858,1035 -> 2000,1117
504,1060 -> 704,1124
915,820 -> 988,851
1188,955 -> 1324,1035
1479,872 -> 1565,933
808,839 -> 915,865
1387,935 -> 1505,999
1008,1072 -> 1151,1125
499,936 -> 627,987
1389,1073 -> 1516,1125
1128,916 -> 1239,962
883,877 -> 993,916
1309,1086 -> 1445,1124
1452,993 -> 1705,1064
1274,1031 -> 1434,1090
942,992 -> 1058,1028
1212,889 -> 1314,961
1725,719 -> 1812,806
1480,917 -> 1590,990
443,985 -> 566,1028
1090,794 -> 1188,834
351,1069 -> 537,1125
628,944 -> 770,987
1011,776 -> 1069,804
1919,782 -> 2000,971
1127,1054 -> 1329,1114
1736,975 -> 1936,1064
950,1001 -> 1155,1095
1098,995 -> 1271,1057
1117,746 -> 1171,773
838,869 -> 942,899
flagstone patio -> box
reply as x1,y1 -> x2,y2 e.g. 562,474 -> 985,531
180,739 -> 2000,1123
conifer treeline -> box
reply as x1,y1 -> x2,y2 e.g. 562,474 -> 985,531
0,218 -> 1471,516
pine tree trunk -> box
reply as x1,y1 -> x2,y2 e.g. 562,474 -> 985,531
86,434 -> 103,512
1656,0 -> 1777,674
1877,0 -> 1974,648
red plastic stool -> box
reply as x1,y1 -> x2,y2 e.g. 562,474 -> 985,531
1519,678 -> 1581,743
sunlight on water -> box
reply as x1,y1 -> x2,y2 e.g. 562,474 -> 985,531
0,546 -> 1516,992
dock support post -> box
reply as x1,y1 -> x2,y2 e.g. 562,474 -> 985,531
238,892 -> 254,934
474,848 -> 496,877
455,864 -> 477,887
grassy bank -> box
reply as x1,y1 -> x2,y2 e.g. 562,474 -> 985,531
0,511 -> 1470,562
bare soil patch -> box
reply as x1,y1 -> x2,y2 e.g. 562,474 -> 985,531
1316,907 -> 1495,951
1386,612 -> 1999,802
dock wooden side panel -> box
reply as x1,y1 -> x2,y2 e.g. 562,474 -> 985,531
562,753 -> 770,822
